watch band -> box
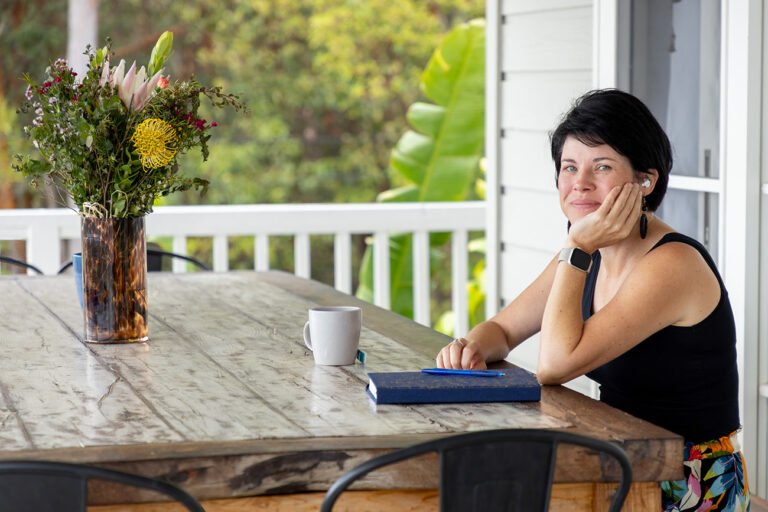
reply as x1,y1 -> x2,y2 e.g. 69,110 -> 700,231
558,247 -> 592,273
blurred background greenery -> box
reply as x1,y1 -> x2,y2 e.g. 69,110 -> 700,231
0,0 -> 485,329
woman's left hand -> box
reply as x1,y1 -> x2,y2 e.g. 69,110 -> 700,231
435,338 -> 488,370
568,183 -> 643,253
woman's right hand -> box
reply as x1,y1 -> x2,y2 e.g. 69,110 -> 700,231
435,337 -> 488,370
567,183 -> 643,253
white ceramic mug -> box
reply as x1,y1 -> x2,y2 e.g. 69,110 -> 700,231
303,306 -> 362,365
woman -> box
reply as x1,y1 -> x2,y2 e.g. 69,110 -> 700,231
436,89 -> 750,511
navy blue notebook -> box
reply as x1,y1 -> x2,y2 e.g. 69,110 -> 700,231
366,367 -> 541,404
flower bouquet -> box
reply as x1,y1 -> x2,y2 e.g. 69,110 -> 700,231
14,30 -> 245,217
13,31 -> 246,343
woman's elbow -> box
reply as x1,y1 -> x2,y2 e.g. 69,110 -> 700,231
535,362 -> 569,385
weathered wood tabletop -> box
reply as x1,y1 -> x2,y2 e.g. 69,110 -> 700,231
0,271 -> 682,510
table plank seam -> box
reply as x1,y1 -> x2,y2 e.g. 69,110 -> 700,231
0,379 -> 35,448
17,277 -> 86,343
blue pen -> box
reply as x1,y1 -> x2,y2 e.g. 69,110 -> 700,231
421,368 -> 505,377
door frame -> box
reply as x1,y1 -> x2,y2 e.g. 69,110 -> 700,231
595,0 -> 765,496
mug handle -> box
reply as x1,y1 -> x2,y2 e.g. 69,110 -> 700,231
303,321 -> 313,351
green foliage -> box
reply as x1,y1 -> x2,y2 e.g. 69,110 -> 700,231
166,0 -> 484,286
171,0 -> 485,208
0,96 -> 24,185
0,1 -> 68,106
435,235 -> 486,336
4,1 -> 485,285
356,19 -> 486,321
13,33 -> 246,217
435,156 -> 488,335
0,0 -> 68,202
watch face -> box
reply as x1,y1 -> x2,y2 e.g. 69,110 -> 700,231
571,249 -> 592,271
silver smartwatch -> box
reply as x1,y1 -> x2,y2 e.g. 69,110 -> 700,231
558,247 -> 592,273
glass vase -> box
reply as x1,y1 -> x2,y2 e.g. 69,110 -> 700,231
81,217 -> 149,343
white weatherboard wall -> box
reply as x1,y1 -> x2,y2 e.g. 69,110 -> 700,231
495,0 -> 594,394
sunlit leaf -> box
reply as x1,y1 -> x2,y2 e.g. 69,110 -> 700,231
357,19 -> 485,324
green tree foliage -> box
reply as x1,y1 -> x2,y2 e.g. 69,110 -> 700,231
355,19 -> 485,324
170,0 -> 484,206
168,0 -> 484,282
0,0 -> 68,207
0,1 -> 68,106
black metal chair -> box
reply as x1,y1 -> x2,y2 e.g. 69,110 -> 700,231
320,429 -> 633,512
57,259 -> 76,274
57,249 -> 210,274
0,255 -> 44,275
146,248 -> 210,272
0,460 -> 205,512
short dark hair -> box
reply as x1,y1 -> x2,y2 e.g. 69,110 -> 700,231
549,89 -> 672,211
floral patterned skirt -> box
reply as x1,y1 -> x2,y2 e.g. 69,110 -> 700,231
662,431 -> 750,511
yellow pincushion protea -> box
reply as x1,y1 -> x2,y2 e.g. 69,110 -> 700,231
131,118 -> 178,169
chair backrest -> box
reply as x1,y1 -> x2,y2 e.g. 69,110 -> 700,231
57,249 -> 210,274
146,248 -> 210,272
0,460 -> 205,512
0,255 -> 43,275
321,429 -> 633,512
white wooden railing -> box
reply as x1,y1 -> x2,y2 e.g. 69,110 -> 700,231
0,202 -> 486,334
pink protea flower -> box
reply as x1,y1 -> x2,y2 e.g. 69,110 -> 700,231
99,59 -> 163,111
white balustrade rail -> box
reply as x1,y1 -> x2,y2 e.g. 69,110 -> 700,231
0,202 -> 486,334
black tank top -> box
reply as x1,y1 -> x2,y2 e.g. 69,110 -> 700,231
584,233 -> 740,443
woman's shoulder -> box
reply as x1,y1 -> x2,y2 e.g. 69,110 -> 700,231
637,232 -> 722,326
645,232 -> 714,269
640,233 -> 714,277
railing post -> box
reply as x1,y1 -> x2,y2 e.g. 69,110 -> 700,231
27,223 -> 60,275
373,232 -> 390,309
451,229 -> 469,337
294,234 -> 310,278
213,235 -> 229,272
172,236 -> 187,273
412,231 -> 431,326
255,235 -> 270,271
334,233 -> 352,294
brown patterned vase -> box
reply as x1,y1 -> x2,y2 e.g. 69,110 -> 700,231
81,217 -> 149,343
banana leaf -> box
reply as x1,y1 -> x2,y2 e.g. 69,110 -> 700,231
356,19 -> 485,321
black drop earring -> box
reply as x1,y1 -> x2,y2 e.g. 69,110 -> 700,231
640,198 -> 648,239
567,220 -> 571,232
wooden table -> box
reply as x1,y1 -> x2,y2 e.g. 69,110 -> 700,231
0,271 -> 682,511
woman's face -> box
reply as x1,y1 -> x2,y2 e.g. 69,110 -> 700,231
557,135 -> 637,223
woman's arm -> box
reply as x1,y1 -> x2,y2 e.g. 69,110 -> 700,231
435,254 -> 558,369
537,185 -> 720,384
437,183 -> 641,370
537,243 -> 718,383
